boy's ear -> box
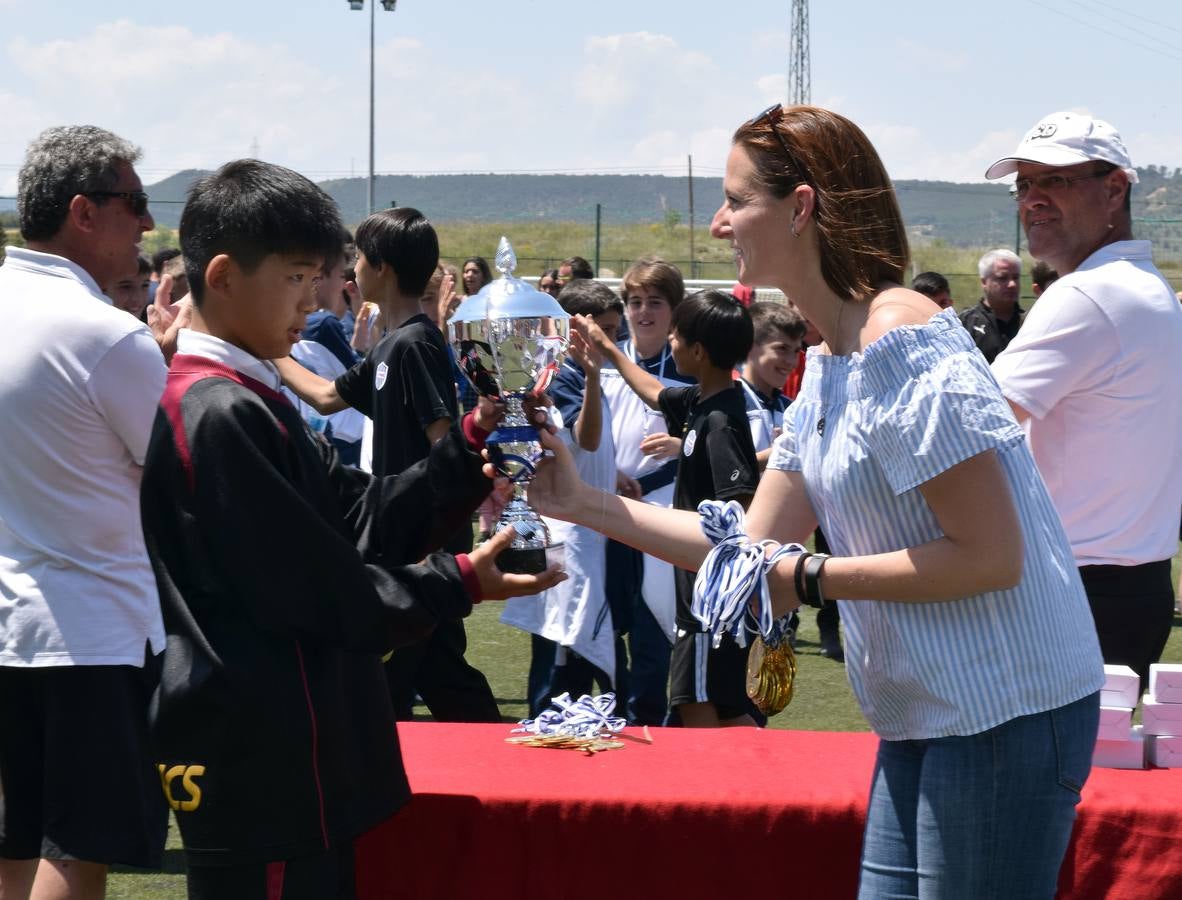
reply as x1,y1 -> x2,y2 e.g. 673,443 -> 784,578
203,254 -> 234,299
359,252 -> 386,278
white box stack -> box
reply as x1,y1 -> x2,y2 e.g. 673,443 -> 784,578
1093,665 -> 1145,769
1144,664 -> 1182,768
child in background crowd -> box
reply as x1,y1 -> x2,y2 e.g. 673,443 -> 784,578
603,256 -> 693,725
301,234 -> 359,372
107,252 -> 152,320
576,290 -> 760,727
739,301 -> 805,468
741,304 -> 843,658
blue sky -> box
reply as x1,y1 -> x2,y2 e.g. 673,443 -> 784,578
3,0 -> 1180,195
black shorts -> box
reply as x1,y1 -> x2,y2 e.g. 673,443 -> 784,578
669,629 -> 751,720
1080,559 -> 1175,688
186,841 -> 356,900
0,660 -> 167,867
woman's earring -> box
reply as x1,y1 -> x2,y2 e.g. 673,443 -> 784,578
790,218 -> 799,238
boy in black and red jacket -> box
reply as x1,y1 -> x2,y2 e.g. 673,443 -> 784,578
139,159 -> 563,899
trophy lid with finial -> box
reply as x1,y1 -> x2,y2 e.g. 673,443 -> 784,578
447,236 -> 571,324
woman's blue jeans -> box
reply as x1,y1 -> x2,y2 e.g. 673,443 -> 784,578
858,691 -> 1100,900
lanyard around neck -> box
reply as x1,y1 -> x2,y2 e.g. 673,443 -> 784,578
626,339 -> 669,374
739,377 -> 778,435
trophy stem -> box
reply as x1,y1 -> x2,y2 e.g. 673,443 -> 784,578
502,394 -> 530,428
484,395 -> 553,574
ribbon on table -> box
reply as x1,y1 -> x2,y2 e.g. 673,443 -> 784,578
693,500 -> 805,649
513,692 -> 627,738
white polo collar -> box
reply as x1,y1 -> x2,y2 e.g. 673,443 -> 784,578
3,246 -> 110,304
176,328 -> 283,391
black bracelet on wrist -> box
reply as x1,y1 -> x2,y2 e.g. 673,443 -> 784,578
793,553 -> 811,608
804,553 -> 830,608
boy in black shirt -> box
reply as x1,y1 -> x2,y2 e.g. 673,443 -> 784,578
278,209 -> 500,723
142,160 -> 562,898
574,290 -> 759,727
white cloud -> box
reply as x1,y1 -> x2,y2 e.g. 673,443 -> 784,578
755,73 -> 787,104
753,29 -> 790,52
1127,130 -> 1182,171
575,31 -> 717,123
9,19 -> 1112,191
865,122 -> 1023,184
5,21 -> 346,176
893,38 -> 968,73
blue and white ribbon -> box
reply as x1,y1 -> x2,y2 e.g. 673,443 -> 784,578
512,692 -> 627,738
693,500 -> 805,648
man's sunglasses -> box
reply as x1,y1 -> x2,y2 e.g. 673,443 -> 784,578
746,103 -> 812,187
1009,169 -> 1112,202
82,190 -> 150,218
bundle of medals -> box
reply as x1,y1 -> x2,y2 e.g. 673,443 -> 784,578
508,692 -> 650,754
694,500 -> 805,717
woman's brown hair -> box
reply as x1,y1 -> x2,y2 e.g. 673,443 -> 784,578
733,105 -> 909,302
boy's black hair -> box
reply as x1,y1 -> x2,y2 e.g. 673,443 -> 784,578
356,208 -> 439,299
135,252 -> 152,276
322,225 -> 354,274
671,289 -> 753,369
180,159 -> 344,306
912,270 -> 950,297
151,247 -> 181,276
1030,260 -> 1059,291
556,278 -> 623,318
560,256 -> 595,279
748,300 -> 805,346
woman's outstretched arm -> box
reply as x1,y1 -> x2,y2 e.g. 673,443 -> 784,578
526,429 -> 819,573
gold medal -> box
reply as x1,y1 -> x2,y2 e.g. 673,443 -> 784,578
746,634 -> 796,715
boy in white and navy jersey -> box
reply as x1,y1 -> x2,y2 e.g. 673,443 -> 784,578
603,257 -> 695,725
739,302 -> 805,467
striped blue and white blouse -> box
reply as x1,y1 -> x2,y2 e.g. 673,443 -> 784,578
768,309 -> 1103,741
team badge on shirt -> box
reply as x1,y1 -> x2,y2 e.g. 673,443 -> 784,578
375,361 -> 388,390
683,429 -> 697,457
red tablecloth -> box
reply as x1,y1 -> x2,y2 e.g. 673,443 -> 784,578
354,723 -> 1182,900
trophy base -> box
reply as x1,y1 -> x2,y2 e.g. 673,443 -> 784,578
494,542 -> 565,575
495,546 -> 549,575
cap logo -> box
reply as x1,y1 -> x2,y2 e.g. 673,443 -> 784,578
1030,123 -> 1058,140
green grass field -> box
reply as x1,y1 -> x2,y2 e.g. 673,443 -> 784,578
109,561 -> 1182,898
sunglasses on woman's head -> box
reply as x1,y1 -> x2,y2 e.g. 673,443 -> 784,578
746,103 -> 811,188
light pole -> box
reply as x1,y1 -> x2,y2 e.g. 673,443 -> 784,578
348,0 -> 397,216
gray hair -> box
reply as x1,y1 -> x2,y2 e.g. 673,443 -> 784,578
17,125 -> 142,241
978,248 -> 1022,280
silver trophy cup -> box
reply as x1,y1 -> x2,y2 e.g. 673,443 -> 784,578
448,237 -> 570,574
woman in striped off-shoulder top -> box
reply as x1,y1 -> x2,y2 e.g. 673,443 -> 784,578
528,105 -> 1104,899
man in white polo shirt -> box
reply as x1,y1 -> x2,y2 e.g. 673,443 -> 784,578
0,127 -> 168,899
986,112 -> 1182,687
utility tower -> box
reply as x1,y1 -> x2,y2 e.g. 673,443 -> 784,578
788,0 -> 811,105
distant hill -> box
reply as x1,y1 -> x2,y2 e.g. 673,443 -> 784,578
134,165 -> 1182,254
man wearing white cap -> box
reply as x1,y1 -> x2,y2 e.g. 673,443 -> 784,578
986,111 -> 1182,687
